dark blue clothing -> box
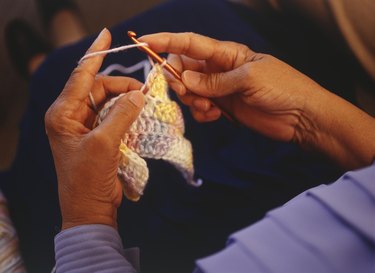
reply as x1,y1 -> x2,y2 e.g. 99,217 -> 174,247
1,0 -> 359,272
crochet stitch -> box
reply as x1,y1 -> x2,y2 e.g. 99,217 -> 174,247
96,64 -> 195,201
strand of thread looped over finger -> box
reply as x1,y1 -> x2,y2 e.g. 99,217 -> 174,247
78,42 -> 149,64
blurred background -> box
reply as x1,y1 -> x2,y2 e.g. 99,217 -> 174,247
0,0 -> 165,171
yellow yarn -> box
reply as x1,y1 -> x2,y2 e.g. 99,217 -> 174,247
97,64 -> 195,201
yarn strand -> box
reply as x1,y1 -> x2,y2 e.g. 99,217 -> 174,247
79,42 -> 148,63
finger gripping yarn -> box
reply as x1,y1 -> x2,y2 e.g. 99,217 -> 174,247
96,65 -> 195,201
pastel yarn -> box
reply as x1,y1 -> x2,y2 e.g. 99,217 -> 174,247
96,64 -> 195,201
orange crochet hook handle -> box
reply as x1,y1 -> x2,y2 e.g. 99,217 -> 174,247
128,31 -> 238,124
128,31 -> 181,81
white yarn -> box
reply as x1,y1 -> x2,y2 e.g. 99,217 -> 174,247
88,92 -> 98,113
79,42 -> 148,63
99,60 -> 152,77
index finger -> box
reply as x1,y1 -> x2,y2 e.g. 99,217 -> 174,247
61,28 -> 112,100
139,32 -> 254,69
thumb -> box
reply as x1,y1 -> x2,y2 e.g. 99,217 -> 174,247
182,65 -> 249,98
96,91 -> 145,142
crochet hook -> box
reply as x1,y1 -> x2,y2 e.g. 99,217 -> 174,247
128,31 -> 181,81
128,31 -> 238,124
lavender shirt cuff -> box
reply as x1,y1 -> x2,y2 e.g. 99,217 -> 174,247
55,224 -> 139,273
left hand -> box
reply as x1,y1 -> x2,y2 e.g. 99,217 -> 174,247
45,28 -> 145,230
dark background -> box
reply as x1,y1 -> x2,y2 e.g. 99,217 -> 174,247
0,0 -> 165,171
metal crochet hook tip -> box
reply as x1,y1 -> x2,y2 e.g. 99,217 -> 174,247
127,31 -> 182,81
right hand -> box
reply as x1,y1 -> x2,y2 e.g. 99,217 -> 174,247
142,32 -> 375,169
141,32 -> 325,142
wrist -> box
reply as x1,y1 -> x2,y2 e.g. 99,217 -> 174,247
61,201 -> 118,230
293,84 -> 326,149
293,85 -> 351,162
294,85 -> 375,169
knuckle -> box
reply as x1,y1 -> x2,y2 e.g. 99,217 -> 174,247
95,74 -> 105,82
241,63 -> 252,78
237,43 -> 251,55
249,52 -> 267,62
94,75 -> 105,90
44,101 -> 61,133
178,94 -> 194,106
239,45 -> 253,61
206,74 -> 220,93
257,53 -> 271,60
44,99 -> 71,135
44,108 -> 54,132
69,67 -> 82,81
70,66 -> 96,82
181,32 -> 195,55
183,31 -> 196,38
223,42 -> 251,68
236,63 -> 252,90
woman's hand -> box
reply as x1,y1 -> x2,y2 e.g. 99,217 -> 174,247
45,29 -> 145,230
141,32 -> 323,142
141,32 -> 375,169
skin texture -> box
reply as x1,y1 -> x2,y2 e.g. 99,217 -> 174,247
140,32 -> 375,169
46,31 -> 375,229
45,28 -> 145,230
141,32 -> 321,142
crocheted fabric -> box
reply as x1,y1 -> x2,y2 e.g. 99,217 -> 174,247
96,65 -> 195,201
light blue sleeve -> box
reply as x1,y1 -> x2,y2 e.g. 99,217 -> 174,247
55,165 -> 375,273
55,224 -> 139,273
194,164 -> 375,273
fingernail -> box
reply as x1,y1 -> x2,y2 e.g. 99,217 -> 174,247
193,99 -> 210,111
175,83 -> 186,96
95,28 -> 108,42
182,71 -> 200,86
206,108 -> 221,118
128,91 -> 144,108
